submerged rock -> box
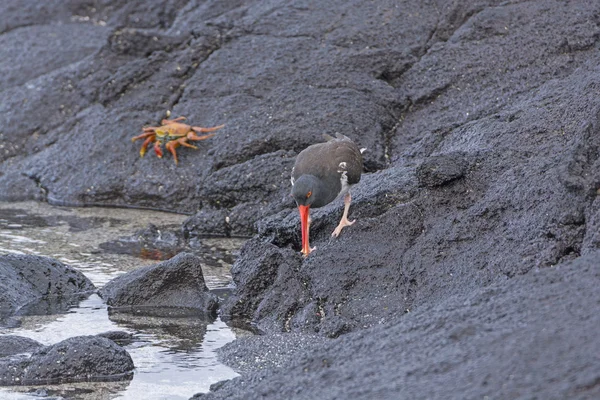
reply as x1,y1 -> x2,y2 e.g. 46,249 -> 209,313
106,313 -> 212,351
99,223 -> 187,261
100,252 -> 218,316
0,335 -> 134,386
97,331 -> 135,347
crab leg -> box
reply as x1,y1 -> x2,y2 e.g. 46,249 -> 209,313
177,138 -> 199,149
153,141 -> 163,158
139,136 -> 155,157
165,141 -> 180,164
191,124 -> 225,133
187,132 -> 217,141
131,131 -> 155,142
166,138 -> 199,164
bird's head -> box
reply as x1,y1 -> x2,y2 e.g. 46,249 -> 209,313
291,175 -> 319,207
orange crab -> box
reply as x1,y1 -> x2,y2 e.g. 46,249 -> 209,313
131,116 -> 224,164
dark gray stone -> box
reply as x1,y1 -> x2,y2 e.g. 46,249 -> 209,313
99,252 -> 218,316
0,335 -> 134,386
0,254 -> 95,322
220,239 -> 304,332
194,252 -> 600,400
0,336 -> 43,358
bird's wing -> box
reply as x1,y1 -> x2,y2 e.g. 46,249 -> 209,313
292,137 -> 362,186
332,140 -> 362,185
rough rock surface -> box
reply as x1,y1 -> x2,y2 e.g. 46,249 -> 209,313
0,335 -> 134,386
1,0 -> 600,399
99,252 -> 218,315
0,336 -> 43,358
0,254 -> 95,323
197,253 -> 600,400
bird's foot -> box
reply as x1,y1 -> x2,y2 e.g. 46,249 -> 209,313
301,246 -> 317,257
331,218 -> 355,238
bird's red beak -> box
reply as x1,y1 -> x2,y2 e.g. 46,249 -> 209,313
298,205 -> 311,256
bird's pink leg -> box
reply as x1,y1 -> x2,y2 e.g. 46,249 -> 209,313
332,192 -> 355,237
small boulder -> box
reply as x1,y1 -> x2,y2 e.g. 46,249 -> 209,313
0,335 -> 133,385
0,254 -> 95,322
0,336 -> 43,357
100,253 -> 218,316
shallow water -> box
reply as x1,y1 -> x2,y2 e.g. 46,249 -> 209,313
0,201 -> 247,400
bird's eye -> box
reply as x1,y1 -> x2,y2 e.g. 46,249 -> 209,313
306,191 -> 312,198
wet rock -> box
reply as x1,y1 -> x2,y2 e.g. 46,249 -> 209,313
0,335 -> 134,386
99,252 -> 218,316
185,150 -> 297,237
183,207 -> 232,238
0,336 -> 43,357
0,172 -> 47,202
0,254 -> 95,323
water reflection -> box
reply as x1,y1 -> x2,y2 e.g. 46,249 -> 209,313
3,294 -> 239,399
0,202 -> 245,399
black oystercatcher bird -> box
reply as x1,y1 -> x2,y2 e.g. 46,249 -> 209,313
291,133 -> 364,256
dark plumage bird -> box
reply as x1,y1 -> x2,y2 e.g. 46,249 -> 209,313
291,133 -> 364,256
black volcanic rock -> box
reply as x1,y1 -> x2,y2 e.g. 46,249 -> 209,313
0,336 -> 43,358
195,252 -> 600,400
99,252 -> 218,316
0,254 -> 95,323
0,335 -> 134,386
220,239 -> 305,332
